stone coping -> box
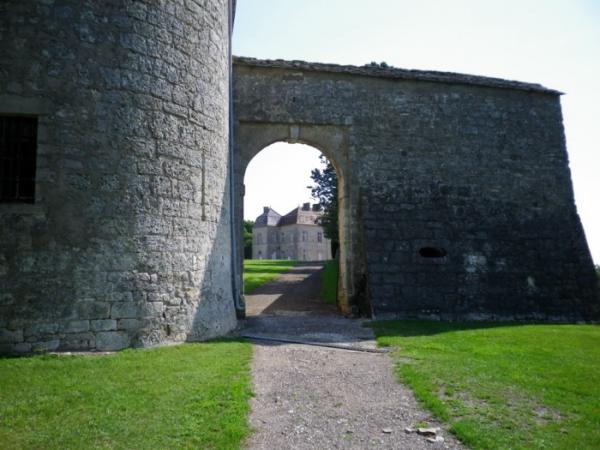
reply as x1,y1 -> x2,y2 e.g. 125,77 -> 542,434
233,56 -> 562,95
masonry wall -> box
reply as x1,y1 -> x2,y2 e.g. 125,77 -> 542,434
0,0 -> 236,353
234,60 -> 599,320
252,225 -> 277,259
278,224 -> 332,261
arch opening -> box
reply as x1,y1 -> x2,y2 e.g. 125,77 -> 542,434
233,122 -> 369,320
240,141 -> 341,317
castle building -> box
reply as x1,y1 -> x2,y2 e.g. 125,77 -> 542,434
252,203 -> 332,261
0,1 -> 597,354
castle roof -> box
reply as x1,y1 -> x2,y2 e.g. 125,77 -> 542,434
254,207 -> 281,227
254,203 -> 322,228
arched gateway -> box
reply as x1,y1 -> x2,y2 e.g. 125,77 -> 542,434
233,57 -> 598,321
0,2 -> 597,354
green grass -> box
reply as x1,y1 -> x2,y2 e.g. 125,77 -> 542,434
320,259 -> 338,304
0,340 -> 252,450
372,321 -> 600,450
243,259 -> 297,293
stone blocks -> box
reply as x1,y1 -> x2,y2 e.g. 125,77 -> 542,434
0,0 -> 237,353
234,58 -> 599,321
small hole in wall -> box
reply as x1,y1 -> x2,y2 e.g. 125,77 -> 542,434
292,96 -> 296,103
419,247 -> 447,258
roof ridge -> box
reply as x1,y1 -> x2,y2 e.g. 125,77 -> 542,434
233,56 -> 562,95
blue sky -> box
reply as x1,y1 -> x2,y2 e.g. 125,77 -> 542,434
234,0 -> 600,263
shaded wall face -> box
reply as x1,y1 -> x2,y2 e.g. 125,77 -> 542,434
234,64 -> 599,320
0,0 -> 236,353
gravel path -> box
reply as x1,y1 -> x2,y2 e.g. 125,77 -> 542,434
240,264 -> 466,450
245,262 -> 337,317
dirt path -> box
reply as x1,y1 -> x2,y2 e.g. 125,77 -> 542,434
240,263 -> 465,449
245,262 -> 337,317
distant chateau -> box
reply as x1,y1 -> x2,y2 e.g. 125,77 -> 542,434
253,203 -> 332,261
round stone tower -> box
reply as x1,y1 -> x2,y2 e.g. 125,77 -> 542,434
0,0 -> 237,352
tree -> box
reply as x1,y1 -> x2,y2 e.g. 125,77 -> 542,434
243,220 -> 254,259
309,154 -> 339,256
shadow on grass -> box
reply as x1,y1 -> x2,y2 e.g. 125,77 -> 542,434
369,319 -> 543,338
244,266 -> 318,275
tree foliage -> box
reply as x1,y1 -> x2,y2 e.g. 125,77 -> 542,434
309,154 -> 339,256
243,220 -> 254,259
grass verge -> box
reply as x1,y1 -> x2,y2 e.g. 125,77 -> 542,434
243,259 -> 297,293
320,259 -> 338,304
372,321 -> 600,450
0,340 -> 252,450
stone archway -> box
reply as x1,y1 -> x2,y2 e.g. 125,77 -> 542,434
233,122 -> 371,317
232,57 -> 598,322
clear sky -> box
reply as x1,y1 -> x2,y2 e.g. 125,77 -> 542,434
234,0 -> 600,263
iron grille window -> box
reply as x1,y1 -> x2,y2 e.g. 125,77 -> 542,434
0,116 -> 37,203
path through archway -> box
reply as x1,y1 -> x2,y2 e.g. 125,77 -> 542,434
241,141 -> 341,317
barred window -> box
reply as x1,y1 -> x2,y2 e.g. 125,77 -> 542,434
0,116 -> 38,203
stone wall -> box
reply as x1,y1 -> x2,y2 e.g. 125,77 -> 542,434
234,58 -> 599,321
1,3 -> 597,355
0,0 -> 237,353
278,224 -> 332,261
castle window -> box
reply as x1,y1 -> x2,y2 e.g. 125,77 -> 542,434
317,232 -> 323,243
0,116 -> 38,203
302,231 -> 307,242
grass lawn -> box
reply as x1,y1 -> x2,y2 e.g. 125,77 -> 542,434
320,259 -> 338,304
243,259 -> 297,293
372,321 -> 600,450
0,340 -> 252,450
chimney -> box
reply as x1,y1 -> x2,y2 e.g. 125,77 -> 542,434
312,203 -> 322,211
302,202 -> 310,211
263,206 -> 269,213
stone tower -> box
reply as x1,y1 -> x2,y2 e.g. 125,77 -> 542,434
0,0 -> 237,352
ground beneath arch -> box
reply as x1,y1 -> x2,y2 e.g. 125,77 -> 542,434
239,264 -> 465,449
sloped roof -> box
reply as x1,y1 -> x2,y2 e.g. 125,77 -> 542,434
255,204 -> 322,228
279,206 -> 321,227
254,207 -> 282,227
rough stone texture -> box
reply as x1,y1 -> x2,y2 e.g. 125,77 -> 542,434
0,0 -> 237,353
234,57 -> 599,321
1,2 -> 598,354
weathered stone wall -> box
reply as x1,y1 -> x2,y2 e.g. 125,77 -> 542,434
234,58 -> 599,321
0,0 -> 236,353
278,224 -> 332,261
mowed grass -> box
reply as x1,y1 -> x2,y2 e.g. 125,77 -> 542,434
372,321 -> 600,450
243,259 -> 297,293
0,341 -> 252,450
320,259 -> 338,304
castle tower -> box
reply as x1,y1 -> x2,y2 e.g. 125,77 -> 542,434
0,0 -> 237,352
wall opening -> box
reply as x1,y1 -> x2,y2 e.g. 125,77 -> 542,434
241,141 -> 341,317
419,247 -> 447,258
0,116 -> 37,203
